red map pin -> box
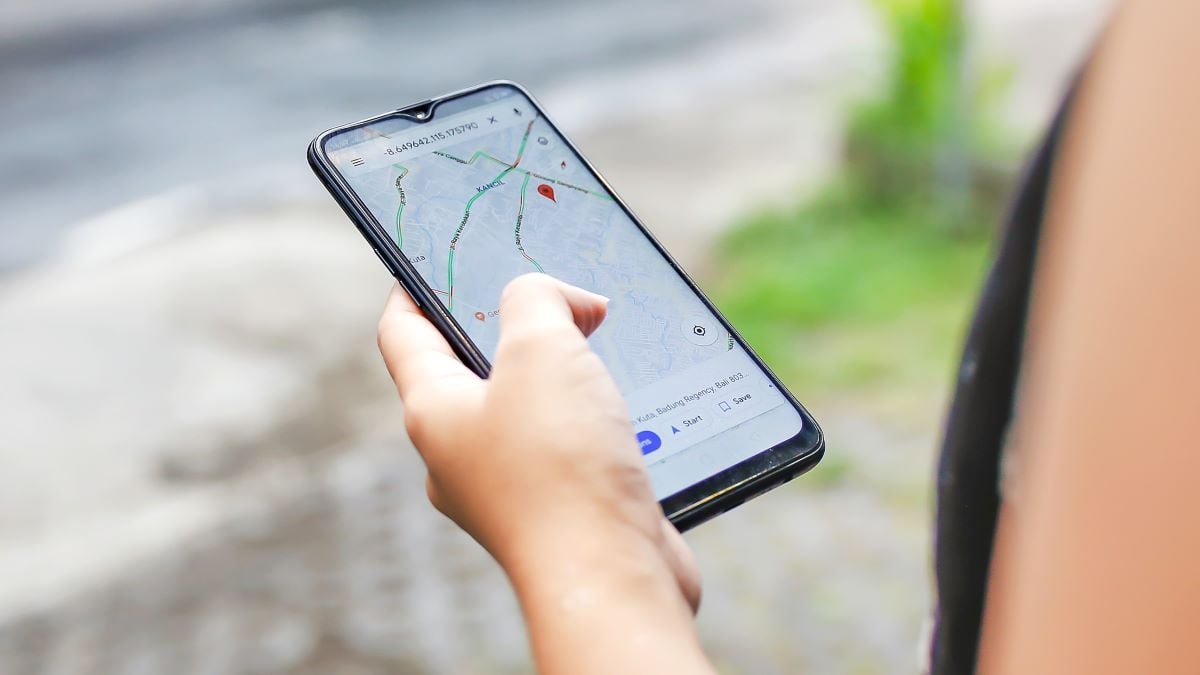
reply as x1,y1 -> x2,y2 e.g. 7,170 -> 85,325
537,183 -> 556,203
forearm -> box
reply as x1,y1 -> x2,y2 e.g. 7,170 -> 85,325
505,527 -> 716,675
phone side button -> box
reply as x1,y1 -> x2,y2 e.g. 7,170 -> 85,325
371,247 -> 389,268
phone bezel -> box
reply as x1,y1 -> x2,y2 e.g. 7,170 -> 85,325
308,80 -> 824,531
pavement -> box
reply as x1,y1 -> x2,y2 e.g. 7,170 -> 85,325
0,0 -> 1111,672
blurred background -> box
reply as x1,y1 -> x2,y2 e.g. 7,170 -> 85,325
0,0 -> 1111,672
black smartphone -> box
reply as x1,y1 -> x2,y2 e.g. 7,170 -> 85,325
308,81 -> 823,530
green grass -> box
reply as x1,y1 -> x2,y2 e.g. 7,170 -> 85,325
802,450 -> 855,489
710,179 -> 992,404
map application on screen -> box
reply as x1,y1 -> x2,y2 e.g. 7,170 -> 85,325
326,88 -> 803,498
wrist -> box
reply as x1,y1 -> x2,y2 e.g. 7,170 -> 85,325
498,509 -> 691,625
501,520 -> 709,674
499,512 -> 669,593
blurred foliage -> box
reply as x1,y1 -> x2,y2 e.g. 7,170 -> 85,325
847,0 -> 1010,231
853,0 -> 965,165
803,445 -> 854,488
712,0 -> 1014,407
716,180 -> 989,400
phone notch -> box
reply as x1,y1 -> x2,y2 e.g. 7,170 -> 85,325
398,99 -> 435,122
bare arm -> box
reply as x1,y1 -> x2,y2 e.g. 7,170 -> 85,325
980,1 -> 1200,672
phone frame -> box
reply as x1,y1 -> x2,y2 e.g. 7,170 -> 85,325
308,81 -> 823,531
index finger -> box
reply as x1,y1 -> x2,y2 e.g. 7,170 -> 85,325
377,285 -> 478,401
498,273 -> 610,340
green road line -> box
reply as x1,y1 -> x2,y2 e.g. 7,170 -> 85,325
395,202 -> 404,248
393,165 -> 409,248
514,172 -> 545,273
464,151 -> 612,199
446,118 -> 539,309
433,137 -> 614,201
447,164 -> 513,310
511,118 -> 535,167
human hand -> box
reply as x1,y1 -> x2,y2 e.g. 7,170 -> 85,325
377,274 -> 700,612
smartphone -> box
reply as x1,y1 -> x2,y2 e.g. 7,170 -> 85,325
308,81 -> 823,530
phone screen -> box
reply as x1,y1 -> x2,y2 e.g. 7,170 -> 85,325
321,85 -> 806,500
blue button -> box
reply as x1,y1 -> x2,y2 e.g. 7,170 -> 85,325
636,430 -> 662,455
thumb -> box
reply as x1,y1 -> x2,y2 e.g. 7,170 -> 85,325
498,274 -> 610,339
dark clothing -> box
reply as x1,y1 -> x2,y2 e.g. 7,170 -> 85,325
929,94 -> 1075,674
